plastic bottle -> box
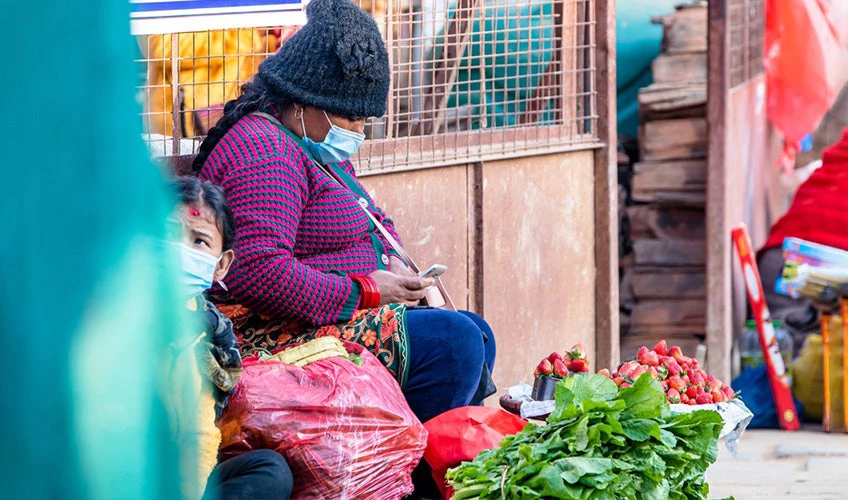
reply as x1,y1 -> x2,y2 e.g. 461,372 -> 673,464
739,320 -> 794,374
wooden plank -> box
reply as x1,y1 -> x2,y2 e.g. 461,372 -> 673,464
632,159 -> 706,200
594,0 -> 620,371
631,272 -> 706,299
627,205 -> 706,240
630,299 -> 706,328
639,118 -> 708,161
638,83 -> 707,122
633,238 -> 706,266
652,53 -> 708,84
652,2 -> 708,55
706,0 -> 732,383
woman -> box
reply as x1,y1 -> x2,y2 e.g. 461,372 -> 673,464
165,176 -> 294,499
192,0 -> 495,423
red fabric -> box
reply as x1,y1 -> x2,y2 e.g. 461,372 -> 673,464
218,341 -> 427,500
765,0 -> 848,171
763,129 -> 848,252
422,407 -> 527,499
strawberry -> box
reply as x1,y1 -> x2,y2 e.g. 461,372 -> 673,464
660,380 -> 669,390
680,393 -> 690,405
534,367 -> 540,378
613,376 -> 625,386
648,366 -> 660,379
620,382 -> 632,388
722,385 -> 735,399
630,365 -> 647,380
619,361 -> 639,376
696,393 -> 714,405
553,359 -> 569,378
711,387 -> 725,403
691,372 -> 705,387
667,376 -> 686,392
686,386 -> 698,399
568,343 -> 587,360
696,386 -> 706,396
653,340 -> 669,356
686,398 -> 697,405
662,359 -> 680,375
668,345 -> 683,361
637,346 -> 650,364
597,368 -> 612,379
644,351 -> 660,367
548,352 -> 564,365
569,359 -> 589,373
667,388 -> 681,404
707,375 -> 718,387
538,359 -> 553,376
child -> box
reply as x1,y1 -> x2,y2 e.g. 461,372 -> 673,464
166,176 -> 293,499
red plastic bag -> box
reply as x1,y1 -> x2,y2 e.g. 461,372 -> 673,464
422,407 -> 528,499
765,0 -> 848,171
218,341 -> 427,500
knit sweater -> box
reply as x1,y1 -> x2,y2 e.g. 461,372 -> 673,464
200,114 -> 402,326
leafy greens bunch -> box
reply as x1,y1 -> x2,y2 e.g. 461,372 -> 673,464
446,373 -> 723,499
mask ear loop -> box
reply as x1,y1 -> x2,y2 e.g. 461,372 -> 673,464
295,106 -> 306,139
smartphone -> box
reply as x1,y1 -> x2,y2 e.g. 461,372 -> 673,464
418,264 -> 447,279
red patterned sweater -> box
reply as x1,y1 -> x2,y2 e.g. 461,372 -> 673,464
200,113 -> 402,325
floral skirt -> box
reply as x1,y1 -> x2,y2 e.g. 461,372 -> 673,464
215,302 -> 411,388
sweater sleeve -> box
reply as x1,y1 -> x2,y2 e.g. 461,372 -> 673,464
222,156 -> 361,325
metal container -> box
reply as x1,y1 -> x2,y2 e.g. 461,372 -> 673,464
531,376 -> 561,401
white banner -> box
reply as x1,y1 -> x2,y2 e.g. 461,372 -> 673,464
130,0 -> 307,35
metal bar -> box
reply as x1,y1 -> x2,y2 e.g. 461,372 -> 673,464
431,2 -> 481,135
592,0 -> 619,372
385,0 -> 395,139
467,161 -> 484,314
170,32 -> 181,155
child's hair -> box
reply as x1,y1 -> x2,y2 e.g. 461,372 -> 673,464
171,176 -> 236,251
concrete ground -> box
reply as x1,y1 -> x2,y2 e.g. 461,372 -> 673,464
707,426 -> 848,499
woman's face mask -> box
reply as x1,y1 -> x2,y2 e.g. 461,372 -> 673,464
300,109 -> 365,165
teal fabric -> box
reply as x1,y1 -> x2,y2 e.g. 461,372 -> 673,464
0,2 -> 194,498
615,0 -> 678,137
436,0 -> 557,128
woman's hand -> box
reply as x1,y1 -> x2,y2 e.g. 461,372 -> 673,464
368,270 -> 434,306
389,255 -> 416,278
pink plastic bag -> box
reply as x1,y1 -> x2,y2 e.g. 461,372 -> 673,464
218,342 -> 427,500
765,0 -> 848,171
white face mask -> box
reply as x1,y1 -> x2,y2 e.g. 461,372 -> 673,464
173,242 -> 221,298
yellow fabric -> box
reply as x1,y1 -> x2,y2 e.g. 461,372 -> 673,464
793,316 -> 845,428
141,29 -> 279,137
162,329 -> 222,499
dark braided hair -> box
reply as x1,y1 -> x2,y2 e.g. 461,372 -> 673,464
191,76 -> 293,175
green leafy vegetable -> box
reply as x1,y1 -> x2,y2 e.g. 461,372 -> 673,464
446,373 -> 723,499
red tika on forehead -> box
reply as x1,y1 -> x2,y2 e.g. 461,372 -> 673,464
186,207 -> 202,217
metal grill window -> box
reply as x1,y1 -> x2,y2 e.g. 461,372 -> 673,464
728,0 -> 764,88
136,0 -> 598,172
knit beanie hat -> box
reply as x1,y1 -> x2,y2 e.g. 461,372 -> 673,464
257,0 -> 390,118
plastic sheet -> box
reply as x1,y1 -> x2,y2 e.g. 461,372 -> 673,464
218,342 -> 427,500
765,0 -> 848,171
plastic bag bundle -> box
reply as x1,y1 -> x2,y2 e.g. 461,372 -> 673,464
218,341 -> 427,499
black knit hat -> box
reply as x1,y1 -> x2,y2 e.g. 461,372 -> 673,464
257,0 -> 390,118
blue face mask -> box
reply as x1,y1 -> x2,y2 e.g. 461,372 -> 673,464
171,241 -> 221,298
300,110 -> 365,165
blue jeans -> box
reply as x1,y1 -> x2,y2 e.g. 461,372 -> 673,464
403,309 -> 497,423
